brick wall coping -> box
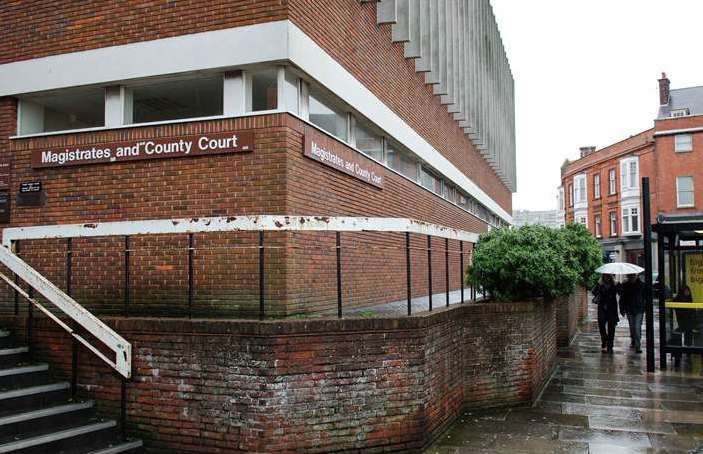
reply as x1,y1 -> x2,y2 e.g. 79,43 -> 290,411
2,299 -> 546,337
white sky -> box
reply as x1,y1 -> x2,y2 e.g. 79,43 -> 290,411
491,0 -> 703,212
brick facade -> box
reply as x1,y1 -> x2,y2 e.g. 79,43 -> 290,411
0,299 -> 557,453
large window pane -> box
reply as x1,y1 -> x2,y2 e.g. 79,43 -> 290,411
677,176 -> 694,207
20,87 -> 105,134
250,68 -> 278,112
309,86 -> 348,141
420,166 -> 442,194
353,121 -> 383,162
130,76 -> 223,124
282,69 -> 299,115
386,142 -> 417,180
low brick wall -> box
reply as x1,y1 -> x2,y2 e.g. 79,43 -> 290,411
0,299 -> 556,453
556,286 -> 590,350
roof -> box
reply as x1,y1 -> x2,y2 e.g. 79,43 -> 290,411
562,128 -> 654,178
658,86 -> 703,119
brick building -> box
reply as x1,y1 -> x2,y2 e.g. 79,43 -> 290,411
0,0 -> 515,317
0,2 -> 526,452
560,73 -> 703,265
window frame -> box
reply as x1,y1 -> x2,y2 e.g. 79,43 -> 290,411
621,206 -> 641,235
674,133 -> 693,153
609,211 -> 617,237
676,176 -> 695,208
608,168 -> 617,195
595,214 -> 602,238
593,173 -> 601,199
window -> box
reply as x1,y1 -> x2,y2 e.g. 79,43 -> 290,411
620,157 -> 639,191
671,108 -> 690,118
309,86 -> 348,142
609,212 -> 617,237
18,87 -> 105,134
675,134 -> 693,152
608,169 -> 617,195
622,206 -> 640,234
593,173 -> 601,199
595,214 -> 602,238
282,69 -> 299,115
353,121 -> 383,162
577,216 -> 587,226
677,176 -> 695,207
568,184 -> 574,207
248,68 -> 278,112
573,174 -> 586,204
420,166 -> 442,194
128,76 -> 223,124
386,142 -> 418,180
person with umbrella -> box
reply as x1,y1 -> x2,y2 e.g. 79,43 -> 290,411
593,262 -> 645,354
592,273 -> 620,353
618,274 -> 645,353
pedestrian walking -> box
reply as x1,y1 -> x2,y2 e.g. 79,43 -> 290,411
618,274 -> 645,353
592,274 -> 619,353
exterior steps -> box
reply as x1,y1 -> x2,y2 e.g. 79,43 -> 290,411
0,330 -> 142,453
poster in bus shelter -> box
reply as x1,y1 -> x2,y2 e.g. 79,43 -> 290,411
685,253 -> 703,302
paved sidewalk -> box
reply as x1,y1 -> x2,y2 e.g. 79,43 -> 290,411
426,302 -> 703,453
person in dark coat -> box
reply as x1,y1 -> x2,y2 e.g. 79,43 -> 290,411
592,274 -> 619,353
618,274 -> 645,353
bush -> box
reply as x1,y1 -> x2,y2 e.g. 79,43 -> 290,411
561,223 -> 603,289
467,225 -> 579,302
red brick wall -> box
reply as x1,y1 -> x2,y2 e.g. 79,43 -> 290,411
0,1 -> 287,65
0,298 -> 557,453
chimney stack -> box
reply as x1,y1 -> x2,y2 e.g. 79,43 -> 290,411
579,146 -> 596,158
659,72 -> 670,106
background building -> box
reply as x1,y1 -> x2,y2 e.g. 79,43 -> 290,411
561,74 -> 702,265
512,209 -> 563,228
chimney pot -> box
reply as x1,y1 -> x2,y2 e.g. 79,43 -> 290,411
658,73 -> 671,106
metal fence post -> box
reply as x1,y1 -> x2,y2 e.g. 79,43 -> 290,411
188,233 -> 194,319
471,242 -> 476,303
13,240 -> 19,315
71,338 -> 79,397
642,177 -> 655,373
26,287 -> 33,358
445,238 -> 449,307
427,235 -> 433,312
259,231 -> 265,320
406,232 -> 412,316
121,377 -> 127,440
460,241 -> 464,303
124,236 -> 130,317
336,231 -> 342,318
66,238 -> 72,296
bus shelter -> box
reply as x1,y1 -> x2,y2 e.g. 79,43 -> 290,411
653,214 -> 703,371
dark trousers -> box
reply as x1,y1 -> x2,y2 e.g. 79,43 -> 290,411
627,312 -> 644,349
598,307 -> 617,350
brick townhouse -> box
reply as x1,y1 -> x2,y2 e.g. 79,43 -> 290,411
560,73 -> 703,266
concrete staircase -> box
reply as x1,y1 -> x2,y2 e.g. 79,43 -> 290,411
0,329 -> 142,454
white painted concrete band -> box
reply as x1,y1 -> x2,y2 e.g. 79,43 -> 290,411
2,215 -> 480,246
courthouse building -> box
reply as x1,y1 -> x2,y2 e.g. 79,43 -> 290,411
0,2 -> 521,452
0,0 -> 515,317
561,74 -> 703,266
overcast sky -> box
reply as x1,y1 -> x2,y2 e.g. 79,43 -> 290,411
491,0 -> 703,212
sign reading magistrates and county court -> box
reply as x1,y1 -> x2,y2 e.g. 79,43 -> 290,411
31,131 -> 255,168
303,126 -> 384,188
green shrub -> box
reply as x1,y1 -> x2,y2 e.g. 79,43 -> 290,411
560,223 -> 603,289
467,225 -> 579,301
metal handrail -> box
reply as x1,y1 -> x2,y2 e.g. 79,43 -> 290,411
0,245 -> 131,378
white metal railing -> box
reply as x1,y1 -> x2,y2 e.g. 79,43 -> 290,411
2,215 -> 479,245
0,246 -> 131,378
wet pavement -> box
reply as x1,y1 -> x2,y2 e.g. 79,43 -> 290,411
426,302 -> 703,453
